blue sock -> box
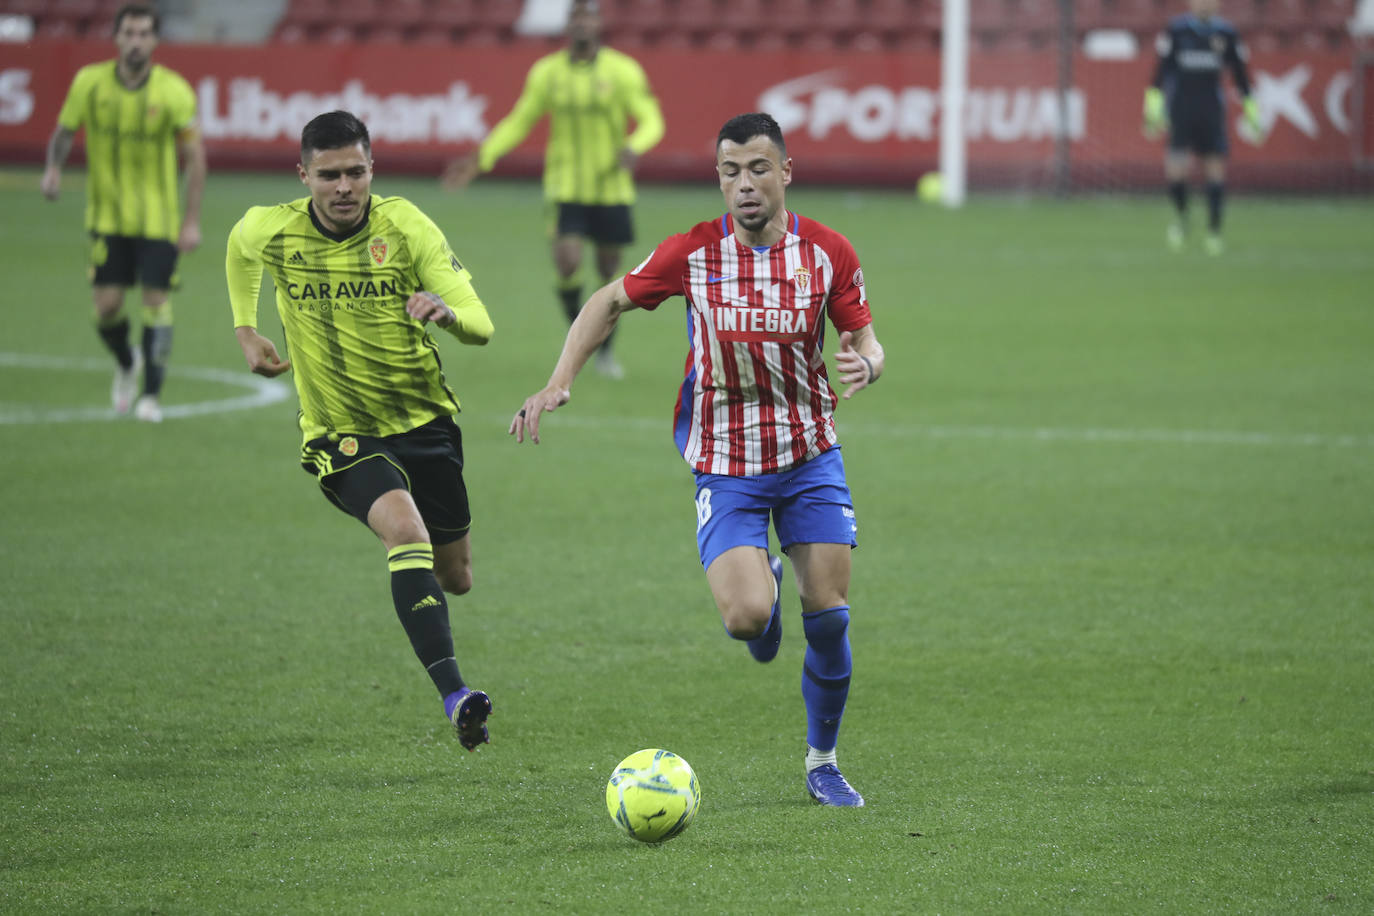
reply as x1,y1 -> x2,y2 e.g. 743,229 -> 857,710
801,605 -> 851,750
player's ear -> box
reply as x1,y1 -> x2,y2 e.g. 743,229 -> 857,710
297,162 -> 308,184
781,158 -> 793,187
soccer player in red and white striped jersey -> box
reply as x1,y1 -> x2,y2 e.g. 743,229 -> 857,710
511,113 -> 886,807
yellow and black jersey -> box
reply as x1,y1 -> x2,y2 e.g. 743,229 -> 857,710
56,60 -> 197,241
478,47 -> 664,205
226,194 -> 494,443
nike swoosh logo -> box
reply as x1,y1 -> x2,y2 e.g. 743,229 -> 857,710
706,274 -> 737,284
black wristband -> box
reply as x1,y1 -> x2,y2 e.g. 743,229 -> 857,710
859,355 -> 876,385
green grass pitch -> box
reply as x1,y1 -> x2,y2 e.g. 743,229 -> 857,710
2,168 -> 1372,912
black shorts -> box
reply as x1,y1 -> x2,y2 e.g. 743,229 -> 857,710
1168,105 -> 1228,156
300,416 -> 472,545
89,233 -> 179,289
554,203 -> 634,246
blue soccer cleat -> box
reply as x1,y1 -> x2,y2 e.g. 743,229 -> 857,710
747,555 -> 785,663
806,764 -> 865,807
447,688 -> 492,751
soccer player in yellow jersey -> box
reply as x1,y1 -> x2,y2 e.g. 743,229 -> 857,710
41,3 -> 206,423
443,0 -> 663,379
226,111 -> 497,751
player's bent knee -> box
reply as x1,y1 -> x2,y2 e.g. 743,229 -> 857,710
719,602 -> 770,639
435,565 -> 472,596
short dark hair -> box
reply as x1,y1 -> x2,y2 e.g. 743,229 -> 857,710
716,112 -> 786,158
113,3 -> 159,35
300,111 -> 371,166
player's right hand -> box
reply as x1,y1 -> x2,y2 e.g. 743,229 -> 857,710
1142,88 -> 1167,139
40,167 -> 60,201
236,327 -> 291,378
509,387 -> 571,445
440,153 -> 480,191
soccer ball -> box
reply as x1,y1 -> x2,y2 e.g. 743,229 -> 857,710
917,171 -> 944,204
605,748 -> 701,843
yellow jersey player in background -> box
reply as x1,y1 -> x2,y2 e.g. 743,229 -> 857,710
226,110 -> 497,751
41,2 -> 207,423
443,0 -> 663,379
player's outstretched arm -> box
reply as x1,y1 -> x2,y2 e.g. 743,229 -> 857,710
834,324 -> 885,401
510,278 -> 635,444
234,326 -> 291,378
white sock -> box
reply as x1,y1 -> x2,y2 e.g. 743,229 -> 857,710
806,745 -> 837,772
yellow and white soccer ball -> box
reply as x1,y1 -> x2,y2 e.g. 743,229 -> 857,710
605,748 -> 701,843
917,170 -> 944,203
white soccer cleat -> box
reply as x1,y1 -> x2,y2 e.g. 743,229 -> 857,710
111,351 -> 142,414
1165,222 -> 1185,253
133,394 -> 163,423
595,350 -> 625,380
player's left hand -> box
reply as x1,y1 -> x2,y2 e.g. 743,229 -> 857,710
834,330 -> 876,400
177,222 -> 201,253
1240,97 -> 1265,146
406,291 -> 455,328
618,148 -> 640,173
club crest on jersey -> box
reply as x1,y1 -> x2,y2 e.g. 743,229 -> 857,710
793,266 -> 811,294
853,268 -> 865,288
369,237 -> 388,266
339,437 -> 359,457
1211,34 -> 1227,54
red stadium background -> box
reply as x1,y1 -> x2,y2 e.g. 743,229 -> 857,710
0,39 -> 1366,189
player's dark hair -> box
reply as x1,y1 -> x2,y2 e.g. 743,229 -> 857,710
300,111 -> 372,166
717,113 -> 786,158
113,3 -> 159,35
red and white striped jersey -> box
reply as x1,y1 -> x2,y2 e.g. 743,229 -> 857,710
622,210 -> 873,477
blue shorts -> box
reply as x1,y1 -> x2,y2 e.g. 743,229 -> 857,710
692,447 -> 858,570
1168,103 -> 1228,156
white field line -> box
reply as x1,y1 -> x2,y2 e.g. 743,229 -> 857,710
8,351 -> 1365,447
497,412 -> 1374,449
0,352 -> 290,424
